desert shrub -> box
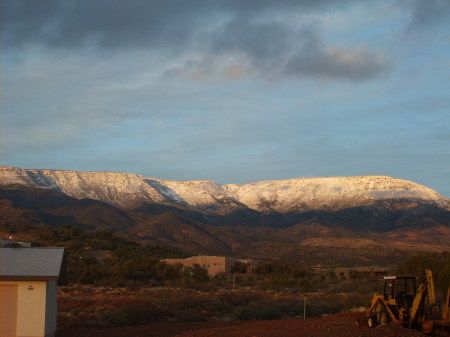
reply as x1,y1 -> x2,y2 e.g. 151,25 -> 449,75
342,293 -> 369,310
100,303 -> 161,326
397,251 -> 450,295
233,303 -> 282,321
125,279 -> 145,290
58,295 -> 166,328
236,275 -> 257,288
57,312 -> 80,328
79,319 -> 109,328
355,280 -> 381,295
256,263 -> 306,276
436,264 -> 450,296
160,293 -> 232,321
336,280 -> 359,293
296,278 -> 314,292
174,310 -> 207,322
231,297 -> 308,321
219,292 -> 263,306
170,294 -> 216,311
182,264 -> 209,283
270,298 -> 305,317
306,294 -> 344,317
211,299 -> 233,314
3,223 -> 188,286
160,263 -> 183,282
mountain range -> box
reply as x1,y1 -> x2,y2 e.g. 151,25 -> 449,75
1,166 -> 449,266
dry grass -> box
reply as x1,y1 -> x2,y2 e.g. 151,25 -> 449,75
58,284 -> 373,328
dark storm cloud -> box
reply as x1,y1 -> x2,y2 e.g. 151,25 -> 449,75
210,18 -> 298,69
409,0 -> 450,30
1,0 -> 205,50
1,0 -> 347,50
208,19 -> 388,80
284,44 -> 388,81
1,0 -> 387,81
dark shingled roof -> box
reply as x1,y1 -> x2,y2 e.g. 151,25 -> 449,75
0,247 -> 65,281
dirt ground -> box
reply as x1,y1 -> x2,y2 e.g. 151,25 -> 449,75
56,312 -> 450,337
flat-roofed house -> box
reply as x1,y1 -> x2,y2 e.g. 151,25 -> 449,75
315,266 -> 391,279
0,247 -> 67,337
0,237 -> 31,248
162,256 -> 258,277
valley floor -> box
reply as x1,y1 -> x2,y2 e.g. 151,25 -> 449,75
57,313 -> 438,337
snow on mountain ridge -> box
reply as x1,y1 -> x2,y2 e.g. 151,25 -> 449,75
223,176 -> 447,212
0,167 -> 448,213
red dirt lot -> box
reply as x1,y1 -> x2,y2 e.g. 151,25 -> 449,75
57,312 -> 440,337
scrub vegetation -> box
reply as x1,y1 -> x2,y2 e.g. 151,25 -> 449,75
2,224 -> 449,329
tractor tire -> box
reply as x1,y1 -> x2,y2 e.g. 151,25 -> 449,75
367,314 -> 378,328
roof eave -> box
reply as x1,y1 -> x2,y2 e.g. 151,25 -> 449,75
0,275 -> 59,281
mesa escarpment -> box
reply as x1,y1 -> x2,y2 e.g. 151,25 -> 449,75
1,167 -> 448,213
1,166 -> 449,258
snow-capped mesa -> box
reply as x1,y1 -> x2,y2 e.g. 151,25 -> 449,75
1,167 -> 449,213
222,175 -> 449,212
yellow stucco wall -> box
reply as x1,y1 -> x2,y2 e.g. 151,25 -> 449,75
17,280 -> 47,337
163,256 -> 257,277
0,280 -> 47,337
163,256 -> 228,276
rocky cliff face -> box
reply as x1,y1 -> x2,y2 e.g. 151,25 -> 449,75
1,166 -> 448,213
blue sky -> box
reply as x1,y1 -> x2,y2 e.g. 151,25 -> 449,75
1,0 -> 449,197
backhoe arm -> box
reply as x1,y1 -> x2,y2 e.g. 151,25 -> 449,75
426,269 -> 436,306
410,282 -> 427,326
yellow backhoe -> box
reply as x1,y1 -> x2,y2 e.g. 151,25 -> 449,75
367,269 -> 449,334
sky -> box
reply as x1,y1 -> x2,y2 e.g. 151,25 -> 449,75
1,0 -> 449,197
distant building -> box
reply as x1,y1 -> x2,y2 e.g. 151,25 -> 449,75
0,247 -> 67,337
0,237 -> 32,247
162,256 -> 258,277
316,266 -> 392,279
310,264 -> 322,271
